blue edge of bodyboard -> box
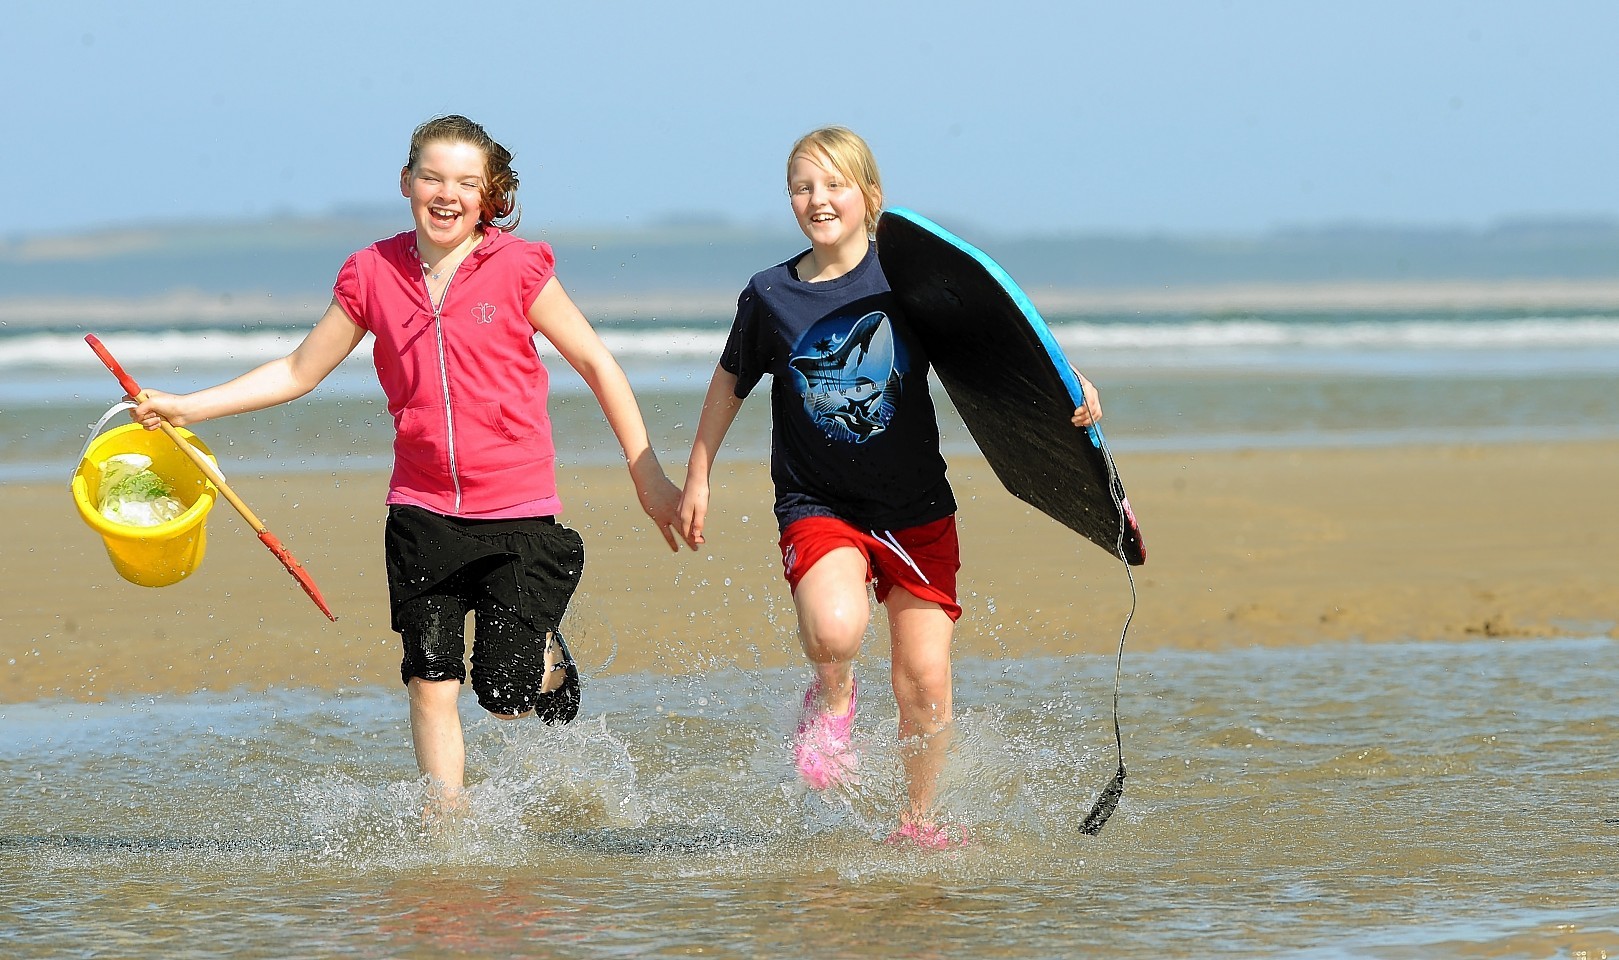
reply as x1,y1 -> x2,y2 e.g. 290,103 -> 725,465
886,207 -> 1105,452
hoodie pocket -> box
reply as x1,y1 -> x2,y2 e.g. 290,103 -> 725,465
457,401 -> 537,475
393,403 -> 445,474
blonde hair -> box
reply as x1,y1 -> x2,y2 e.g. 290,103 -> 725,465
786,126 -> 883,237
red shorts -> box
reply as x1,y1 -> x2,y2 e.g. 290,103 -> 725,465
778,515 -> 962,621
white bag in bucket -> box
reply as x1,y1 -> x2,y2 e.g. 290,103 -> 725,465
97,453 -> 186,527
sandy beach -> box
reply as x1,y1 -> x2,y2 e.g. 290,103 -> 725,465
5,439 -> 1613,704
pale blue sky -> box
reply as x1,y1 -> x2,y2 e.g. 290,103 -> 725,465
9,0 -> 1616,238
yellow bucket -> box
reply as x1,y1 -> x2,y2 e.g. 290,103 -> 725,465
72,422 -> 219,588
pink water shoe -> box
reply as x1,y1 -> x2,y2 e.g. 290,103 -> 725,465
883,821 -> 971,850
792,677 -> 858,789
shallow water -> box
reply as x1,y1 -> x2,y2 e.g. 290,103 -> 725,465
4,636 -> 1617,958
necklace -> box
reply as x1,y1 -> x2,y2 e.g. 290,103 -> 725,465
417,244 -> 452,281
418,234 -> 479,283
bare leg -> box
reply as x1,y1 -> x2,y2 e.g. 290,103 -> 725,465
886,586 -> 955,826
409,677 -> 466,817
792,546 -> 872,714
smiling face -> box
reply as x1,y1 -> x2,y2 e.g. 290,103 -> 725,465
788,149 -> 872,260
400,140 -> 490,255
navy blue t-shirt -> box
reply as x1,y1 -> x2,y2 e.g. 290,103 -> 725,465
721,245 -> 956,532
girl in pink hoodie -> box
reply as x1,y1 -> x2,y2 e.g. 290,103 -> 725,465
134,115 -> 689,819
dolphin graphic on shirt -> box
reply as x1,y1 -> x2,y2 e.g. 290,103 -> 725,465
789,310 -> 900,443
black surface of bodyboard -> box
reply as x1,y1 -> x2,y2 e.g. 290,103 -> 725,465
877,208 -> 1145,565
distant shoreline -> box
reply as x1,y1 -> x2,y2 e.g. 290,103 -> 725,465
4,278 -> 1619,328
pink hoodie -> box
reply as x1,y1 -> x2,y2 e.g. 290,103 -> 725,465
335,229 -> 562,518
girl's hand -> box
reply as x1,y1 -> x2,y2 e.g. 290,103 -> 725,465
632,466 -> 689,552
1070,373 -> 1103,427
130,389 -> 189,429
677,480 -> 710,547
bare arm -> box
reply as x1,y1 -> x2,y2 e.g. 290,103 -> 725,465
678,364 -> 745,547
133,299 -> 365,428
529,277 -> 688,552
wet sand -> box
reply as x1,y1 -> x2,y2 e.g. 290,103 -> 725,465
6,440 -> 1614,703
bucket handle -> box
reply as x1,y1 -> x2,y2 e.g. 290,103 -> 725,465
72,402 -> 226,489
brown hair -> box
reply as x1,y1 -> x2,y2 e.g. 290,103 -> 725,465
405,115 -> 521,231
786,126 -> 883,237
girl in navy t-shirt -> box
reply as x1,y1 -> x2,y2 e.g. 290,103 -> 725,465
678,126 -> 1103,848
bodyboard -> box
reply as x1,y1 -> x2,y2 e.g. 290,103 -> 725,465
877,208 -> 1146,565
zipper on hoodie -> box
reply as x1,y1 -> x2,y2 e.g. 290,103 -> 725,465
427,269 -> 463,513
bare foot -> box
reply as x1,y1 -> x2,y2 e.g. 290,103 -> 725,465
419,782 -> 469,833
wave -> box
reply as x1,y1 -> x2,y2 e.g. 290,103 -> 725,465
5,315 -> 1618,372
1050,315 -> 1619,349
0,329 -> 735,370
